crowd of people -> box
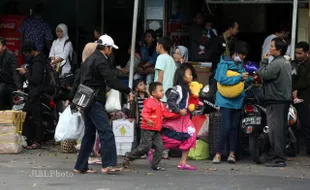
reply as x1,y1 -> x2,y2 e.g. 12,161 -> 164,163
0,5 -> 310,174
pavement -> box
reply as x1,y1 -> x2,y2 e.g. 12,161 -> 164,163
0,146 -> 310,190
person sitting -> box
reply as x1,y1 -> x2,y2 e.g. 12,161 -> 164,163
0,37 -> 22,110
134,30 -> 158,85
118,44 -> 141,74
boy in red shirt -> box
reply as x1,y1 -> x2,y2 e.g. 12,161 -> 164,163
123,82 -> 179,171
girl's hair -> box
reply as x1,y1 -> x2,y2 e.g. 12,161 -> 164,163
144,30 -> 157,56
173,64 -> 191,87
228,40 -> 250,56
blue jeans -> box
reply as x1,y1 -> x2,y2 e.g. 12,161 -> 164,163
216,107 -> 241,153
74,101 -> 117,171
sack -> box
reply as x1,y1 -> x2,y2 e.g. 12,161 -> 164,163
72,84 -> 98,110
217,70 -> 244,98
64,39 -> 78,74
54,107 -> 84,142
105,89 -> 121,113
43,63 -> 60,99
188,140 -> 209,160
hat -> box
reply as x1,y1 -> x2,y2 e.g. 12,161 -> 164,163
98,34 -> 119,49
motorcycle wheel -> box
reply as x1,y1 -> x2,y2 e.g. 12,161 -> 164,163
285,128 -> 297,157
249,133 -> 267,164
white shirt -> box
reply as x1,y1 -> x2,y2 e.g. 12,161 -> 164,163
49,40 -> 73,76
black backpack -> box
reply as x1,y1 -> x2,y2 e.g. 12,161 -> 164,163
64,39 -> 78,74
43,63 -> 60,99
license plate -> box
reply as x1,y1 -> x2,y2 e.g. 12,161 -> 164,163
242,117 -> 261,125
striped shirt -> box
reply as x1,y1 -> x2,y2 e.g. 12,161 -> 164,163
137,95 -> 146,124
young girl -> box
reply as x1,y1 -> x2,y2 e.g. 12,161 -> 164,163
159,64 -> 197,170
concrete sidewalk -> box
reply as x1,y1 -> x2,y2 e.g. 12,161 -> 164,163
0,146 -> 310,190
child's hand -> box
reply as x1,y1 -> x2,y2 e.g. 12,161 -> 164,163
147,119 -> 154,126
179,109 -> 187,116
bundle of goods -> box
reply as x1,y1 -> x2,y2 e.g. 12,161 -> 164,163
0,111 -> 26,154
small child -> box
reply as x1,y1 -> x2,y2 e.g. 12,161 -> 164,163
123,82 -> 179,171
129,79 -> 149,157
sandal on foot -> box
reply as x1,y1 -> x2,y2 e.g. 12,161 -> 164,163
123,156 -> 130,169
212,154 -> 221,164
147,149 -> 154,165
88,158 -> 101,165
73,169 -> 97,174
101,167 -> 122,174
26,143 -> 41,149
177,164 -> 196,171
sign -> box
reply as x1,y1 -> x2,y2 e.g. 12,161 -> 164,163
0,15 -> 25,66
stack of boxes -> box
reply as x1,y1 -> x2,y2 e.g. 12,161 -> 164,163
0,111 -> 26,154
112,119 -> 134,156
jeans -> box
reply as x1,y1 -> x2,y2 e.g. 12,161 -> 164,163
134,73 -> 154,85
217,107 -> 241,153
266,103 -> 289,161
126,129 -> 163,168
74,101 -> 117,171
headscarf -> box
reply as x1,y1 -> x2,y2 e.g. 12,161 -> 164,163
82,43 -> 97,62
176,46 -> 189,62
52,23 -> 69,56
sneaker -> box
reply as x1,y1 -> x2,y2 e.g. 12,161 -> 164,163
151,166 -> 165,171
212,154 -> 221,164
227,154 -> 236,164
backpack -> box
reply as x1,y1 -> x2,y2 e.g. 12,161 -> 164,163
64,39 -> 78,74
43,63 -> 60,99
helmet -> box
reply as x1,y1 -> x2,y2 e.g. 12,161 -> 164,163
244,62 -> 259,74
288,105 -> 297,125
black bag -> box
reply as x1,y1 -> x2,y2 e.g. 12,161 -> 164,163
64,39 -> 78,74
72,84 -> 98,110
43,63 -> 60,99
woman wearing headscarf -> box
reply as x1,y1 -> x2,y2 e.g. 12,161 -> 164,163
49,23 -> 73,76
173,46 -> 197,80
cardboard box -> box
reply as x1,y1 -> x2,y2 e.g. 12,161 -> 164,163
116,142 -> 132,156
192,65 -> 212,86
113,119 -> 134,143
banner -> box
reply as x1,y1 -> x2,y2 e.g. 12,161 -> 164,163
0,15 -> 25,66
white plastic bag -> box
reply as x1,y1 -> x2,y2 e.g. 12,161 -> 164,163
197,115 -> 209,142
105,89 -> 121,113
54,107 -> 84,142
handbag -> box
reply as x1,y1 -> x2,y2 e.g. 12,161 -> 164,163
72,84 -> 98,110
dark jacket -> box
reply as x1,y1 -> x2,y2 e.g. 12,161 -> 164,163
79,50 -> 131,102
0,49 -> 22,89
292,59 -> 310,104
166,85 -> 189,113
259,56 -> 292,104
24,53 -> 46,98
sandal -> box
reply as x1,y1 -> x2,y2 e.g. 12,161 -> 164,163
26,143 -> 41,149
227,154 -> 236,164
73,169 -> 97,174
101,166 -> 122,174
177,164 -> 196,171
123,156 -> 130,169
147,149 -> 154,165
88,158 -> 102,165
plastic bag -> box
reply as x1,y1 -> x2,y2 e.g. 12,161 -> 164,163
188,140 -> 209,160
105,89 -> 121,113
54,107 -> 84,142
192,115 -> 209,142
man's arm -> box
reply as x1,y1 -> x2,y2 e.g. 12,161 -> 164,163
258,59 -> 280,81
10,53 -> 23,90
97,59 -> 131,94
155,55 -> 165,83
24,62 -> 44,85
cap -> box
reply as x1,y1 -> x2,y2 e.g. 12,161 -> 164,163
98,34 -> 119,49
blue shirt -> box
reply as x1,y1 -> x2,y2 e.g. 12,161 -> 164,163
214,56 -> 251,109
19,17 -> 53,52
140,44 -> 158,65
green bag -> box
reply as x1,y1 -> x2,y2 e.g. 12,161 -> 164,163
188,140 -> 209,160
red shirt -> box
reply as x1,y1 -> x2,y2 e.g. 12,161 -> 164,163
141,97 -> 179,131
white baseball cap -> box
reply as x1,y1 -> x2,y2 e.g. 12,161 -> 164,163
98,34 -> 119,49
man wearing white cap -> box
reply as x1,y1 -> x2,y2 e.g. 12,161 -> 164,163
73,34 -> 134,174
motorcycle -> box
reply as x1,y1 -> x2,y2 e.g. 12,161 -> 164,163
241,87 -> 298,164
12,91 -> 58,142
